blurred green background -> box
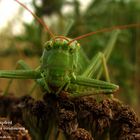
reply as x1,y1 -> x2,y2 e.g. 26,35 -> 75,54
0,0 -> 140,115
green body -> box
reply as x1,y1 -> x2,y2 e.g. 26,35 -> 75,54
0,31 -> 120,97
40,39 -> 79,89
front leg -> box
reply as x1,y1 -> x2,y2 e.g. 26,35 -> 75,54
36,73 -> 51,93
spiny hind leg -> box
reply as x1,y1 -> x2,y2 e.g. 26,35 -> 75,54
3,60 -> 32,96
81,30 -> 119,79
81,52 -> 103,78
81,52 -> 110,81
69,76 -> 119,98
96,53 -> 114,98
96,52 -> 110,82
77,53 -> 116,98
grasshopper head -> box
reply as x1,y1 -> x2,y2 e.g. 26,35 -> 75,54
44,37 -> 80,52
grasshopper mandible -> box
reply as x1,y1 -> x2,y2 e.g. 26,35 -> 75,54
0,0 -> 140,97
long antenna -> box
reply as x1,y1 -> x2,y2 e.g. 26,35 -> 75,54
68,23 -> 140,45
14,0 -> 54,38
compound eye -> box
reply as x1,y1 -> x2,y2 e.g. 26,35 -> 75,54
44,41 -> 52,50
69,48 -> 74,53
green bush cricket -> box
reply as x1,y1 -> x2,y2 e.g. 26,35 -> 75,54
0,0 -> 140,98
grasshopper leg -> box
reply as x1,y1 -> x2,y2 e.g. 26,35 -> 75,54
96,53 -> 110,81
79,31 -> 120,98
4,60 -> 31,95
81,52 -> 111,82
81,52 -> 103,78
70,76 -> 119,98
69,50 -> 119,98
81,30 -> 120,78
4,60 -> 32,96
